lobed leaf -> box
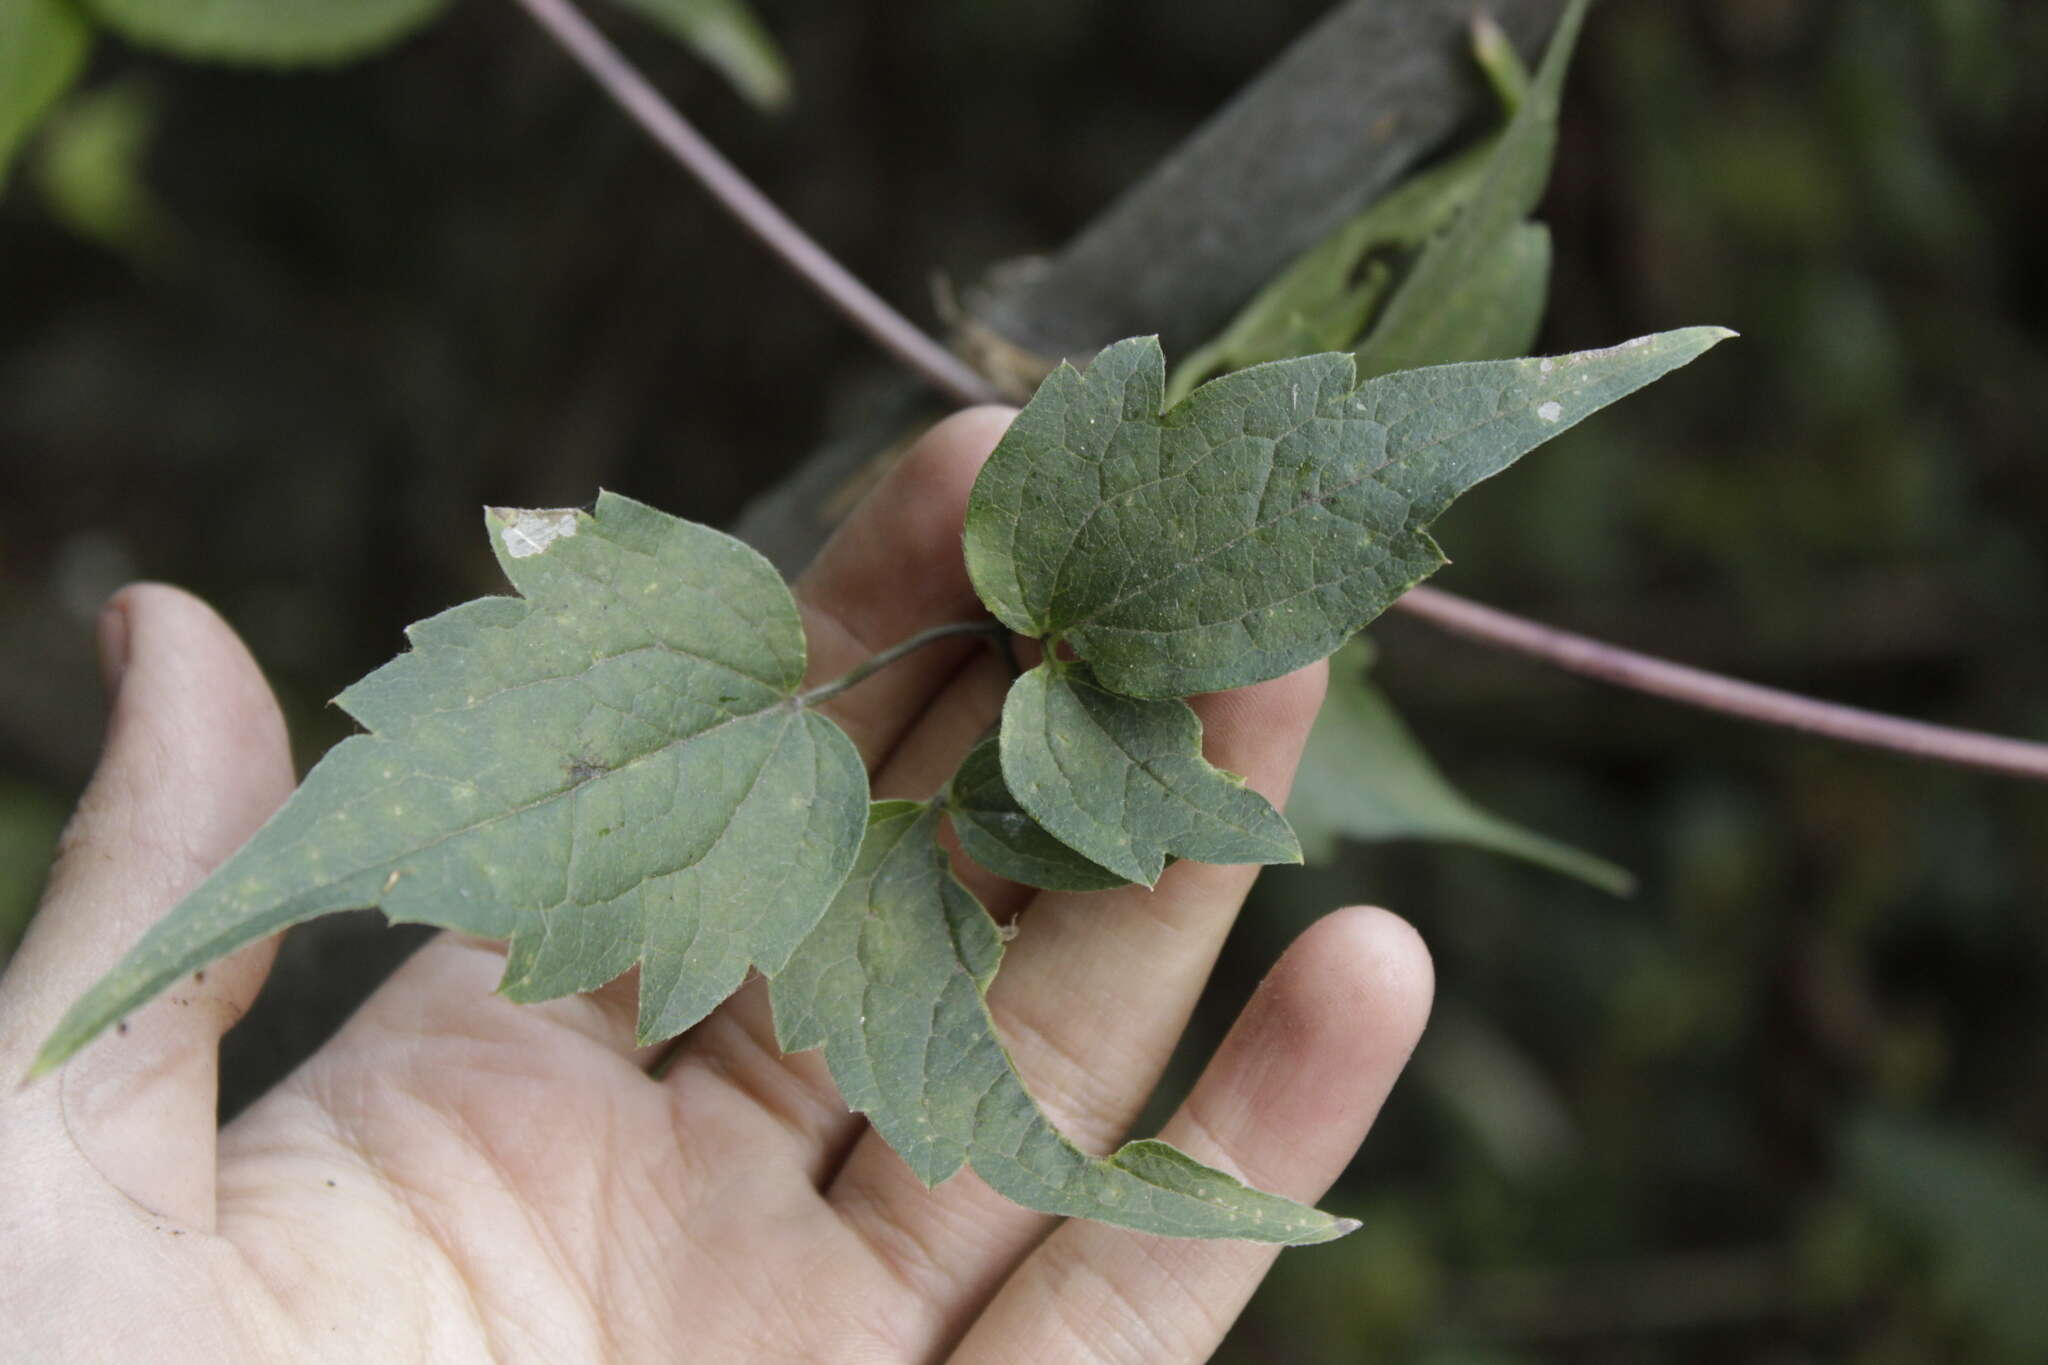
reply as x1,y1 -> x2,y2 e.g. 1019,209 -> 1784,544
997,663 -> 1299,888
964,326 -> 1733,700
772,803 -> 1354,1243
1289,642 -> 1633,894
944,736 -> 1131,893
33,493 -> 868,1076
81,0 -> 449,65
1,0 -> 91,191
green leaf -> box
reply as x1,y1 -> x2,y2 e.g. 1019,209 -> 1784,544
946,735 -> 1131,892
963,327 -> 1733,700
1290,641 -> 1633,894
1848,1114 -> 2048,1358
770,801 -> 1005,1185
1162,15 -> 1532,407
1163,144 -> 1490,408
773,802 -> 1354,1243
997,663 -> 1298,888
33,78 -> 176,264
606,0 -> 792,112
1388,218 -> 1551,376
1352,0 -> 1589,378
81,0 -> 449,65
33,493 -> 868,1077
1,0 -> 91,192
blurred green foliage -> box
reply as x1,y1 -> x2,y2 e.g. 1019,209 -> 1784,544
3,0 -> 2047,1359
31,76 -> 177,265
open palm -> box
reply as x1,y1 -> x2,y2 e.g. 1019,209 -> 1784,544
0,410 -> 1433,1363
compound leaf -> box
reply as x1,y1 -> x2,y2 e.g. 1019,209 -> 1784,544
944,736 -> 1130,893
998,663 -> 1298,888
33,493 -> 868,1076
606,0 -> 791,111
964,327 -> 1732,700
1290,642 -> 1632,894
1,0 -> 91,191
82,0 -> 449,65
772,802 -> 1353,1243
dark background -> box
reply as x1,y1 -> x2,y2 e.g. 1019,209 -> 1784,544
4,1 -> 2047,1359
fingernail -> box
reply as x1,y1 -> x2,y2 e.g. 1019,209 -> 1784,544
97,596 -> 131,702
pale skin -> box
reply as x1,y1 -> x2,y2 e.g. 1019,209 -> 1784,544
0,409 -> 1435,1363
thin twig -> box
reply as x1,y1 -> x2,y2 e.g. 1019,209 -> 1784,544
517,0 -> 2048,784
795,621 -> 1009,708
511,0 -> 1001,409
1393,585 -> 2048,780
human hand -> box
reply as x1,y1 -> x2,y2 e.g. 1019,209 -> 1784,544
0,409 -> 1434,1363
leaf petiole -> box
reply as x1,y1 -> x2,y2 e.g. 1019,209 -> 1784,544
793,620 -> 1010,708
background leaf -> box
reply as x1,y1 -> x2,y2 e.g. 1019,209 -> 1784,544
945,735 -> 1130,892
964,328 -> 1732,700
1352,0 -> 1588,379
32,77 -> 177,265
0,0 -> 91,191
1289,641 -> 1632,894
34,493 -> 867,1075
1847,1114 -> 2048,1359
998,662 -> 1298,887
1163,13 -> 1534,407
82,0 -> 449,65
606,0 -> 791,112
774,802 -> 1355,1243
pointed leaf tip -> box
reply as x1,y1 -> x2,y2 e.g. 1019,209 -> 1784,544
1290,645 -> 1636,894
968,327 -> 1732,698
774,805 -> 1353,1240
37,493 -> 869,1076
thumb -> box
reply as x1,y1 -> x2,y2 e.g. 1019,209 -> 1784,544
0,584 -> 294,1229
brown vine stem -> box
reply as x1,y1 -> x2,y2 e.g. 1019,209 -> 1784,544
1394,586 -> 2048,780
516,0 -> 2048,782
511,0 -> 1001,410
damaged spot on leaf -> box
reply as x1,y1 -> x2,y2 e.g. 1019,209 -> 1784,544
492,507 -> 581,559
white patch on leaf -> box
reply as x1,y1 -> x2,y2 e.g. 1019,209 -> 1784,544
493,508 -> 581,559
1537,401 -> 1563,423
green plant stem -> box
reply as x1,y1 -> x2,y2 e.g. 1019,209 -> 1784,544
795,620 -> 1009,708
516,0 -> 2048,785
511,0 -> 999,410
